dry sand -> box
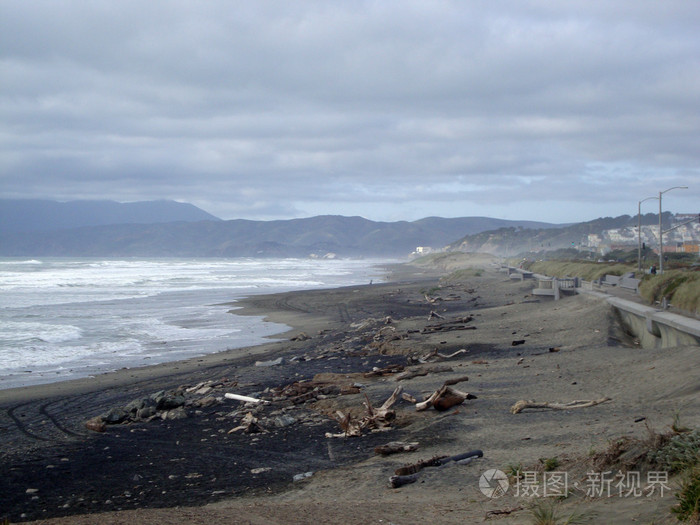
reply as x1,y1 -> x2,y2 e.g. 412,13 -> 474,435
2,254 -> 699,524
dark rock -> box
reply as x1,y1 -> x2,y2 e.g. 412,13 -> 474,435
136,406 -> 156,419
194,396 -> 219,409
273,415 -> 297,428
156,393 -> 186,410
124,398 -> 148,414
102,408 -> 128,424
161,407 -> 188,420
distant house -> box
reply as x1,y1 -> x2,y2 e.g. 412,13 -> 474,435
678,242 -> 699,253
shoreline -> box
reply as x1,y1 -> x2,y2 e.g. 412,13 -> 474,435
2,254 -> 699,524
0,261 -> 410,404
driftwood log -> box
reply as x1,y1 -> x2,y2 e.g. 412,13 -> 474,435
394,365 -> 452,381
510,397 -> 611,414
419,348 -> 468,363
390,450 -> 483,488
326,386 -> 403,438
389,473 -> 420,488
414,376 -> 475,411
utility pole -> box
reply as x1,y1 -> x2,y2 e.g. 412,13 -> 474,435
637,196 -> 657,272
658,186 -> 688,274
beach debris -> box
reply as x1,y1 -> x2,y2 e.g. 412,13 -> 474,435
325,386 -> 403,438
394,365 -> 452,381
548,347 -> 561,352
374,441 -> 419,456
485,506 -> 524,519
271,376 -> 361,404
228,412 -> 265,433
290,332 -> 311,341
293,471 -> 314,482
401,392 -> 418,403
363,364 -> 405,377
389,473 -> 420,488
420,316 -> 476,334
85,417 -> 106,433
390,450 -> 483,488
428,310 -> 445,319
424,293 -> 441,305
255,357 -> 284,367
250,467 -> 271,474
413,376 -> 474,411
511,339 -> 526,346
395,456 -> 447,476
224,392 -> 270,405
418,348 -> 467,363
510,397 -> 612,414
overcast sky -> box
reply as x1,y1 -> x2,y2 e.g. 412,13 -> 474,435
1,1 -> 698,223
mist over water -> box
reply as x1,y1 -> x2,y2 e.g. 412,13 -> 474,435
0,257 -> 388,389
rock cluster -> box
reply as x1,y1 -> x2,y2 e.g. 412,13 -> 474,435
84,379 -> 235,432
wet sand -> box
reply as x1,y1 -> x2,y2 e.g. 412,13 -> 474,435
2,254 -> 699,524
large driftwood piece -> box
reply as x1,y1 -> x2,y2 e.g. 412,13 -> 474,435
414,376 -> 474,411
326,386 -> 403,438
389,473 -> 420,488
390,450 -> 483,488
510,397 -> 612,414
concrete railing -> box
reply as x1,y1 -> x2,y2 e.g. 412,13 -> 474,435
605,296 -> 700,349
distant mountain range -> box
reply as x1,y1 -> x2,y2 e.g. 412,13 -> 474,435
0,199 -> 220,233
0,199 -> 561,257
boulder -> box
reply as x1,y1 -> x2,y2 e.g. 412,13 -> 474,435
156,393 -> 186,410
102,407 -> 128,424
161,407 -> 189,420
136,406 -> 157,419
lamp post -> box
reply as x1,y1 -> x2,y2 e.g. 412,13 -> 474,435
638,196 -> 658,272
658,186 -> 688,274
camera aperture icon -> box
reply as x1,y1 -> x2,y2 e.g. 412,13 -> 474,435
479,469 -> 509,498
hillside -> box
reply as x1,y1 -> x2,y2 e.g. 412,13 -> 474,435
447,213 -> 675,256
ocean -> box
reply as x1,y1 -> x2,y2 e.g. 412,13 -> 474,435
0,257 -> 389,390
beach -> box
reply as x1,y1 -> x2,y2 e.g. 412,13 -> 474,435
2,253 -> 699,524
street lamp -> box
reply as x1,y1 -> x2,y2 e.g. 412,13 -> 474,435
658,186 -> 688,274
638,196 -> 658,272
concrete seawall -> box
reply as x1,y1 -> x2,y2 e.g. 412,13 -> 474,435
583,291 -> 700,348
502,264 -> 700,349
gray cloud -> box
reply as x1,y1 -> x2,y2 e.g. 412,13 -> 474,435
1,0 -> 698,222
